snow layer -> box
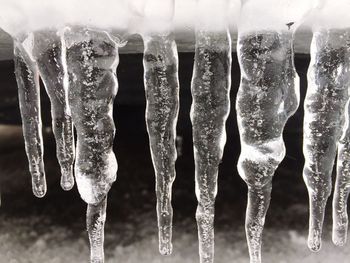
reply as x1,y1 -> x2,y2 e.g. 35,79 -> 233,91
239,0 -> 318,33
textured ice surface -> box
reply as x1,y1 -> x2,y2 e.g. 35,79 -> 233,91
12,31 -> 75,195
87,197 -> 107,263
236,1 -> 316,262
14,39 -> 46,198
334,95 -> 350,247
31,30 -> 75,191
191,30 -> 232,263
236,31 -> 299,263
139,0 -> 180,256
143,32 -> 179,255
303,29 -> 350,251
63,26 -> 125,262
63,27 -> 122,205
189,2 -> 233,262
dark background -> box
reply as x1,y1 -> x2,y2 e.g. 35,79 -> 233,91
0,53 -> 349,262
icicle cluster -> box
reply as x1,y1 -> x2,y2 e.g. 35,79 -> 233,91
302,0 -> 350,253
4,1 -> 350,263
11,25 -> 126,262
13,30 -> 76,197
304,29 -> 350,251
31,30 -> 75,191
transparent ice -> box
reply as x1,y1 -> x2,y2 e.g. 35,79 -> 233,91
87,196 -> 108,263
143,32 -> 180,255
301,0 -> 350,251
304,29 -> 350,250
14,38 -> 46,198
236,1 -> 316,262
31,30 -> 75,191
63,26 -> 125,262
334,91 -> 350,246
3,0 -> 350,262
12,30 -> 76,196
236,31 -> 299,263
131,0 -> 180,255
191,30 -> 231,263
190,1 -> 232,260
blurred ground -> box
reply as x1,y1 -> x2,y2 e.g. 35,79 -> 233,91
0,112 -> 349,263
0,54 -> 349,262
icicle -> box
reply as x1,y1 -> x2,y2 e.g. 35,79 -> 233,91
190,29 -> 232,263
304,29 -> 350,251
302,29 -> 350,250
14,38 -> 46,198
142,32 -> 179,255
333,95 -> 350,247
30,30 -> 75,191
236,31 -> 299,262
62,26 -> 123,262
87,197 -> 107,263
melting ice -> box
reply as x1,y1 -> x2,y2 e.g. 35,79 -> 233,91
2,0 -> 350,263
0,1 -> 129,262
190,1 -> 232,262
303,0 -> 350,252
236,0 -> 316,262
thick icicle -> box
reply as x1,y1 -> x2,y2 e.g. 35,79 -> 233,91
31,30 -> 75,191
301,29 -> 350,249
63,27 -> 122,262
303,29 -> 350,251
236,31 -> 299,263
334,95 -> 350,246
190,30 -> 232,263
14,39 -> 46,198
143,32 -> 179,255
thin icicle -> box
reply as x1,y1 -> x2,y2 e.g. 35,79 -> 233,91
236,31 -> 299,263
87,197 -> 107,263
190,29 -> 232,263
14,39 -> 46,198
142,32 -> 179,256
333,95 -> 350,246
303,29 -> 350,251
62,27 -> 123,262
31,30 -> 75,191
